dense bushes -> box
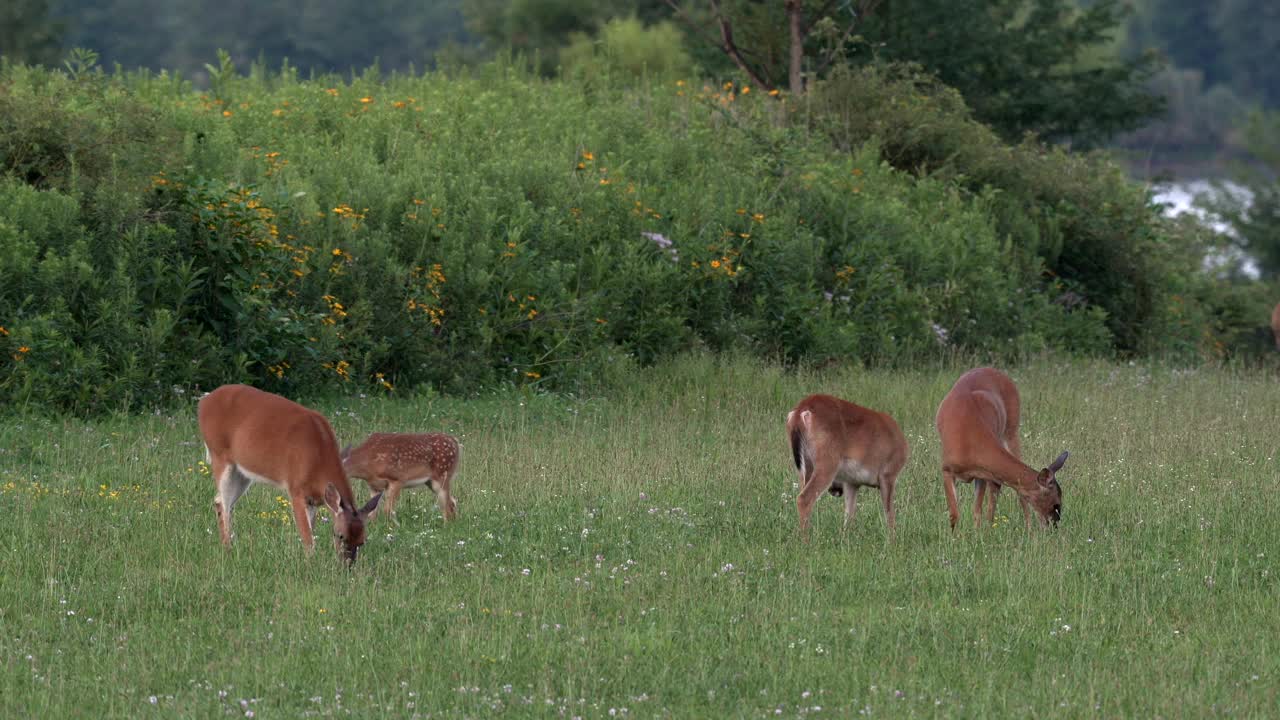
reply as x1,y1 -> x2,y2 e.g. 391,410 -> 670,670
0,58 -> 1218,413
806,64 -> 1214,357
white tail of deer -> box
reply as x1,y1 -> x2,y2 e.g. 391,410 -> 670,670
197,384 -> 381,564
786,394 -> 908,536
935,367 -> 1068,530
341,432 -> 460,523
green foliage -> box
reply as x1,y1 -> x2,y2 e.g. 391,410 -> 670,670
1129,0 -> 1226,88
463,0 -> 609,74
857,0 -> 1163,146
1211,0 -> 1280,108
1214,112 -> 1280,279
0,0 -> 65,66
560,17 -> 694,84
1115,67 -> 1248,168
0,59 -> 1216,413
621,0 -> 1160,145
806,63 -> 1207,357
1120,0 -> 1280,175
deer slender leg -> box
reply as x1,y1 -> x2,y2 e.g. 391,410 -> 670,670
797,458 -> 837,539
214,462 -> 251,547
289,493 -> 316,555
842,485 -> 859,529
973,479 -> 988,529
943,470 -> 961,531
879,474 -> 897,535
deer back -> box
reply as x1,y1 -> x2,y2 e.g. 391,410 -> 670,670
199,384 -> 354,505
788,394 -> 907,472
343,432 -> 460,484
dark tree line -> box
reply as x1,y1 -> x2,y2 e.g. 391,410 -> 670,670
3,0 -> 471,77
4,0 -> 1278,151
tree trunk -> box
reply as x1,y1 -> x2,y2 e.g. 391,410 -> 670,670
786,0 -> 804,95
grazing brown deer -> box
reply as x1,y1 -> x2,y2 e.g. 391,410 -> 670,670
1271,302 -> 1280,350
786,394 -> 909,537
935,367 -> 1068,530
341,433 -> 460,523
198,384 -> 381,564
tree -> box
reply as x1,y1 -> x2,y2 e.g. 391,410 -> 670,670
0,0 -> 65,66
463,0 -> 611,74
858,0 -> 1162,145
662,0 -> 881,95
1215,112 -> 1280,279
660,0 -> 1161,145
1213,0 -> 1280,108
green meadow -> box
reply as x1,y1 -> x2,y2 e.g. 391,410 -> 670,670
1,357 -> 1275,718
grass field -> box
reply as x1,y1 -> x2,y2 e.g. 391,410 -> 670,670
1,356 -> 1276,718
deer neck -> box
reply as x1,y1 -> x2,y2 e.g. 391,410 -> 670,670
986,449 -> 1042,497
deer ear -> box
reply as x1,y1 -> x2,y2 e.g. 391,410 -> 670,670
358,492 -> 382,518
324,484 -> 343,514
1037,468 -> 1052,486
1048,451 -> 1069,474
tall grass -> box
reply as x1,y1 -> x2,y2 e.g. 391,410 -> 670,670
1,357 -> 1275,717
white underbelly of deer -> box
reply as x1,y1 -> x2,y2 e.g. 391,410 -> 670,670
834,459 -> 879,487
786,394 -> 909,537
229,461 -> 289,490
403,475 -> 436,489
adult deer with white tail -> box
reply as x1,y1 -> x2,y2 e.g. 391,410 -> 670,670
935,367 -> 1068,530
198,384 -> 382,564
341,432 -> 460,523
786,394 -> 909,536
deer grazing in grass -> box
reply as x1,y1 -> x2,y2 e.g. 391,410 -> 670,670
197,384 -> 382,564
340,433 -> 460,523
935,367 -> 1068,530
786,394 -> 909,537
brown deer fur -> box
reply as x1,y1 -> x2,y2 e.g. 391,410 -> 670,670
935,368 -> 1067,530
786,394 -> 908,537
198,384 -> 380,564
341,432 -> 460,523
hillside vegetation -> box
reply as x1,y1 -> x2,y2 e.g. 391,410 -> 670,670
0,57 -> 1245,413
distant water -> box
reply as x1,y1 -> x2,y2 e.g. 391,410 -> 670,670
1151,180 -> 1256,276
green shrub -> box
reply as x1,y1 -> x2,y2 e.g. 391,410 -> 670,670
0,58 -> 1211,414
806,63 -> 1204,358
560,17 -> 694,85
